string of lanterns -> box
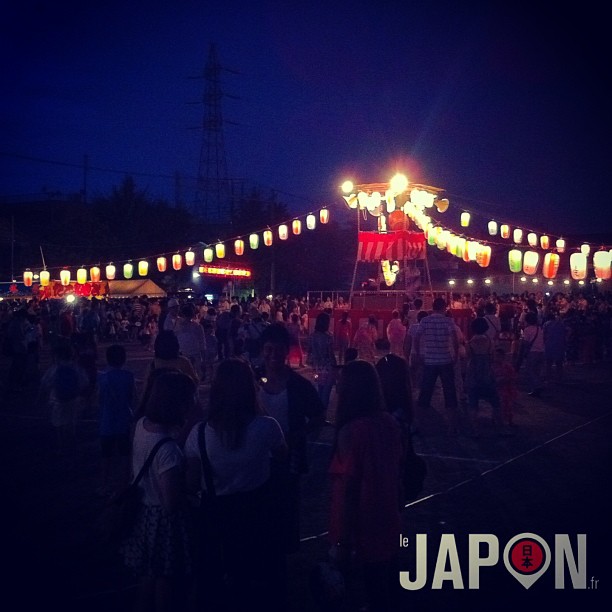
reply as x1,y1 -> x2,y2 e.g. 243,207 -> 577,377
341,174 -> 612,282
21,206 -> 331,288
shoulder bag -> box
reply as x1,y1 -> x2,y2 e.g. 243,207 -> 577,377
99,436 -> 173,545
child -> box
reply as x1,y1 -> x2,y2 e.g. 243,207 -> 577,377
96,344 -> 137,494
39,342 -> 89,455
287,312 -> 304,368
492,347 -> 518,426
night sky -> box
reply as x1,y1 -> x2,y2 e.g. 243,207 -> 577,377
1,2 -> 610,239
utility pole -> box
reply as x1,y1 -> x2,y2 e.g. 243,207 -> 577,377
193,43 -> 234,224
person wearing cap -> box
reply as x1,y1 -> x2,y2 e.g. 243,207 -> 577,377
163,298 -> 180,331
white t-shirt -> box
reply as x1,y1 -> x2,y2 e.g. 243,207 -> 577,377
131,418 -> 183,506
258,387 -> 289,434
184,416 -> 284,496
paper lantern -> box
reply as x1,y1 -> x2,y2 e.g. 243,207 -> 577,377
456,237 -> 467,260
123,263 -> 134,279
292,220 -> 302,235
488,221 -> 498,236
185,250 -> 195,266
436,229 -> 449,250
263,230 -> 273,246
23,269 -> 33,287
580,243 -> 590,256
467,241 -> 479,261
215,243 -> 225,258
570,252 -> 587,280
138,260 -> 149,276
40,270 -> 50,287
60,269 -> 71,286
540,235 -> 550,250
556,238 -> 566,253
523,250 -> 539,275
75,267 -> 86,284
320,209 -> 330,224
460,212 -> 470,227
476,245 -> 492,268
278,224 -> 288,240
234,239 -> 245,256
508,249 -> 523,273
90,266 -> 101,282
542,253 -> 560,279
106,264 -> 116,280
428,226 -> 439,246
306,214 -> 316,230
500,224 -> 510,239
435,198 -> 449,213
172,254 -> 182,270
157,257 -> 167,272
513,228 -> 523,244
593,251 -> 612,280
204,247 -> 214,263
527,232 -> 538,247
249,234 -> 259,249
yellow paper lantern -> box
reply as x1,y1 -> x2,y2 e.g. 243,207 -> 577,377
234,239 -> 245,256
278,224 -> 288,240
157,257 -> 167,272
292,219 -> 302,235
40,270 -> 50,287
263,230 -> 273,246
508,249 -> 522,273
556,238 -> 566,253
523,251 -> 539,275
185,250 -> 195,266
542,253 -> 560,279
249,234 -> 259,249
460,212 -> 470,227
106,264 -> 116,280
76,267 -> 87,284
23,269 -> 33,287
593,250 -> 612,280
138,260 -> 149,276
540,235 -> 550,250
488,221 -> 498,236
90,266 -> 101,282
320,209 -> 330,224
500,224 -> 510,239
60,269 -> 71,286
570,252 -> 587,280
172,254 -> 182,270
204,248 -> 214,263
123,262 -> 134,279
306,214 -> 316,230
215,243 -> 225,259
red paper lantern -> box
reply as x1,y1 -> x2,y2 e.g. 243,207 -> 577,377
388,210 -> 409,231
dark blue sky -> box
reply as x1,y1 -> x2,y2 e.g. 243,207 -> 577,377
1,2 -> 610,238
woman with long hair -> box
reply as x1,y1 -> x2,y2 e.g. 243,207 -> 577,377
328,360 -> 403,611
185,358 -> 287,611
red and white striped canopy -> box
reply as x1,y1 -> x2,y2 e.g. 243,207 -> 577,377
357,230 -> 426,261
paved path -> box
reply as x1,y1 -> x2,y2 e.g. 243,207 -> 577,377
2,343 -> 611,611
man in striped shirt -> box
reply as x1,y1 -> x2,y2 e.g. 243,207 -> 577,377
413,297 -> 460,434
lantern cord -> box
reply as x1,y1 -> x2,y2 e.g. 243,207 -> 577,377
39,246 -> 47,271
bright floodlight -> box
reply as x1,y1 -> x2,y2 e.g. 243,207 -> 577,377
66,294 -> 76,303
341,180 -> 354,193
390,173 -> 408,193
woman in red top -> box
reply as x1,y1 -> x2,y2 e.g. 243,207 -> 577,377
328,359 -> 403,611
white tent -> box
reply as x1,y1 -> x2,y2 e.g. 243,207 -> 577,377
107,279 -> 166,298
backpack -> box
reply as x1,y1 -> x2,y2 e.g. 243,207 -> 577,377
54,364 -> 81,403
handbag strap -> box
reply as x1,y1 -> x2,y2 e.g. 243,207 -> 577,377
198,421 -> 217,497
131,436 -> 173,487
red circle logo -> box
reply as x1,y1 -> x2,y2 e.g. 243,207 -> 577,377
509,538 -> 546,574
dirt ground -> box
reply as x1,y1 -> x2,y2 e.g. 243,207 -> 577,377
2,340 -> 611,611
